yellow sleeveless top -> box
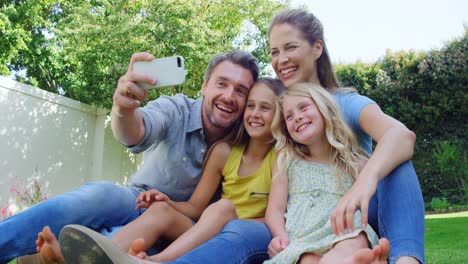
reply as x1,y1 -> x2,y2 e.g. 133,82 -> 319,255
221,144 -> 276,219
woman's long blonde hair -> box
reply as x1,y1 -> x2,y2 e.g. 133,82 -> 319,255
271,83 -> 368,181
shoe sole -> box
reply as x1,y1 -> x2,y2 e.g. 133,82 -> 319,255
58,224 -> 135,264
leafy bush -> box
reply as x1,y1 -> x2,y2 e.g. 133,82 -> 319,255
429,197 -> 451,212
336,31 -> 467,205
433,141 -> 467,204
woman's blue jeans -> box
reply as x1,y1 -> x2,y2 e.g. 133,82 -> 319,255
168,161 -> 425,264
0,181 -> 144,263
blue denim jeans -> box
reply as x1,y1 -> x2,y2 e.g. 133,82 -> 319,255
167,219 -> 271,264
1,161 -> 425,264
368,161 -> 425,264
169,161 -> 425,264
0,181 -> 144,264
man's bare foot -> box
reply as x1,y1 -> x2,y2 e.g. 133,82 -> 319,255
36,226 -> 65,264
342,238 -> 390,264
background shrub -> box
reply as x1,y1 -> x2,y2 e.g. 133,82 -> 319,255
336,30 -> 467,205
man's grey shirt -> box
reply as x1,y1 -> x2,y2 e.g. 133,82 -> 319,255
127,94 -> 207,202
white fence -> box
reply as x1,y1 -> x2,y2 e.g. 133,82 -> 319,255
0,77 -> 141,209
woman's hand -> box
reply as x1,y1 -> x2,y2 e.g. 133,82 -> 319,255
330,175 -> 378,236
135,189 -> 170,209
268,235 -> 290,258
330,104 -> 416,236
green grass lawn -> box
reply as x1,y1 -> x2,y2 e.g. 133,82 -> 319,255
8,212 -> 468,264
425,211 -> 468,264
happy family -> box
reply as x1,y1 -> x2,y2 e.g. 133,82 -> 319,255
0,8 -> 425,264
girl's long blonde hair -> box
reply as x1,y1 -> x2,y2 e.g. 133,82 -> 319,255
271,83 -> 368,181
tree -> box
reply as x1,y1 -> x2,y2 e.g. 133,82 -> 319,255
0,0 -> 60,78
2,0 -> 288,108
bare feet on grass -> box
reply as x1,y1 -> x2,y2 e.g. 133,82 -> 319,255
36,226 -> 65,264
342,238 -> 390,264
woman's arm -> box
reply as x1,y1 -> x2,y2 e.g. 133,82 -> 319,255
331,104 -> 416,235
359,104 -> 416,182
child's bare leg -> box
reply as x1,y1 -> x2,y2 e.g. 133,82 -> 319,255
319,233 -> 369,264
342,238 -> 390,264
148,198 -> 238,262
298,253 -> 321,264
111,201 -> 193,252
36,226 -> 65,264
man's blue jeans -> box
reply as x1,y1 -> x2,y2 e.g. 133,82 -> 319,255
0,181 -> 144,263
168,161 -> 426,264
0,161 -> 425,264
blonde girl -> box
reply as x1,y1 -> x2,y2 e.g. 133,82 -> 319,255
265,83 -> 379,264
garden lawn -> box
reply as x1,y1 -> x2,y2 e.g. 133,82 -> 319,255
425,211 -> 468,264
8,212 -> 467,264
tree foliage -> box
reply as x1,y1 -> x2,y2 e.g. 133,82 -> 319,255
1,0 -> 288,108
0,0 -> 61,78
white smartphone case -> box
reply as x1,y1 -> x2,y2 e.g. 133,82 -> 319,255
133,56 -> 187,89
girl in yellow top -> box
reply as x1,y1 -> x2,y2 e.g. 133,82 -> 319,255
114,77 -> 286,262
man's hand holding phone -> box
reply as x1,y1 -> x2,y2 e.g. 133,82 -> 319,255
114,52 -> 155,114
133,56 -> 186,89
111,52 -> 155,146
111,52 -> 187,146
114,53 -> 187,113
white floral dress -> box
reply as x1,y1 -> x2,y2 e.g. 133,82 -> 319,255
264,160 -> 379,264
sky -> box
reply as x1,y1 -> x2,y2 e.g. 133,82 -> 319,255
290,0 -> 467,63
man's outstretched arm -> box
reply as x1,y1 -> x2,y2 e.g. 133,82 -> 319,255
111,52 -> 155,146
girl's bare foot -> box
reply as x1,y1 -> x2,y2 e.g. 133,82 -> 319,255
36,226 -> 65,264
128,238 -> 149,259
128,238 -> 162,263
342,238 -> 390,264
128,238 -> 162,264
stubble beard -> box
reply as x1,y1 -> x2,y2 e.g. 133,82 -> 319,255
207,112 -> 235,129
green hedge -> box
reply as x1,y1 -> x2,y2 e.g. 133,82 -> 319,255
335,30 -> 467,204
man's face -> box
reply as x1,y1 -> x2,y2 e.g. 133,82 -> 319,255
201,61 -> 254,132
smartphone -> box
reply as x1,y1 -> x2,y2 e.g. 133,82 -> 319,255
133,56 -> 187,89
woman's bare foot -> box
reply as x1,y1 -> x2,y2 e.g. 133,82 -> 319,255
342,238 -> 390,264
36,226 -> 65,264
